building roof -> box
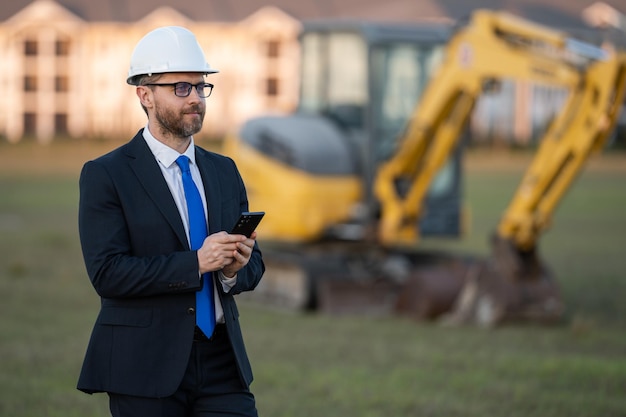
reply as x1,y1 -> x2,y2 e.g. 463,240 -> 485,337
2,0 -> 626,30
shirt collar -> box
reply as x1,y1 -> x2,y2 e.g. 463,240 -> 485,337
142,125 -> 197,169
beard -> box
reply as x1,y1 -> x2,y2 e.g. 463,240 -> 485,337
154,102 -> 205,138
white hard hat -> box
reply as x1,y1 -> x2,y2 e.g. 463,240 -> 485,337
127,26 -> 218,85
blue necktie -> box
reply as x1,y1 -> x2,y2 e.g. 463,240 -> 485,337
176,155 -> 215,337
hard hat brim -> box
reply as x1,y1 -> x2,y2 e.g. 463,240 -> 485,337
126,68 -> 219,85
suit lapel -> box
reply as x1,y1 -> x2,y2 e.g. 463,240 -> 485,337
125,132 -> 190,249
195,147 -> 222,234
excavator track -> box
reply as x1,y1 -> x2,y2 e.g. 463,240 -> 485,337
240,244 -> 403,314
241,243 -> 473,319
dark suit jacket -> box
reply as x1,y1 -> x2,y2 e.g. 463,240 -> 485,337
77,130 -> 264,397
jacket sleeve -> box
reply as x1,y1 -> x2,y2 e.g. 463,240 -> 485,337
220,156 -> 265,295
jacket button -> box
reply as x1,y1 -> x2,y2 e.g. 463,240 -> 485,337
187,307 -> 195,315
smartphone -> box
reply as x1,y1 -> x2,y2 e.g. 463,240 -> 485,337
230,211 -> 265,238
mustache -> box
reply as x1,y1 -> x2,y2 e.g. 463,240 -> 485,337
184,104 -> 204,114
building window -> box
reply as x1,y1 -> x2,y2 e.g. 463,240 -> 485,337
55,113 -> 68,135
267,40 -> 280,58
24,113 -> 37,135
266,77 -> 279,96
56,39 -> 70,56
24,40 -> 38,56
55,76 -> 69,92
24,75 -> 38,92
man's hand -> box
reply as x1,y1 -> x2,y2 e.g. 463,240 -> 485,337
196,231 -> 257,277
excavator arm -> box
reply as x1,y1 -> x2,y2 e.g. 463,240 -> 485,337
374,9 -> 623,247
497,50 -> 626,250
374,10 -> 626,325
475,47 -> 626,325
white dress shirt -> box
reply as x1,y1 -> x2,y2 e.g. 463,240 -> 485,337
142,126 -> 236,323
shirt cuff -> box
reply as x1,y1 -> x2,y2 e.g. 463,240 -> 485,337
218,271 -> 237,292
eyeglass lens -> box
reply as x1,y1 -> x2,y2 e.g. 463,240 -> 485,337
174,82 -> 212,98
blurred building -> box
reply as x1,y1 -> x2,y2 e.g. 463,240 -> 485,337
0,0 -> 301,142
1,0 -> 625,143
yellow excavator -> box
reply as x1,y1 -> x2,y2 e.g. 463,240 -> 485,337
224,10 -> 626,325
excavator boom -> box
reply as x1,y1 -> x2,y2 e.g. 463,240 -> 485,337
375,10 -> 626,325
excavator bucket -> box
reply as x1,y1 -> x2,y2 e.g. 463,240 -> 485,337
441,235 -> 564,326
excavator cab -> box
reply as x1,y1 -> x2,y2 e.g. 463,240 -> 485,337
229,21 -> 463,243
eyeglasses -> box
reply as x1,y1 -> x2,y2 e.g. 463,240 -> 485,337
145,82 -> 214,98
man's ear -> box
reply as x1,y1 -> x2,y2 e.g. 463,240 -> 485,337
136,86 -> 153,110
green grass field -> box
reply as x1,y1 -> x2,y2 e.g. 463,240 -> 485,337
0,141 -> 625,416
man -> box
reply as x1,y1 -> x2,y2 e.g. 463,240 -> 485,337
77,26 -> 264,417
